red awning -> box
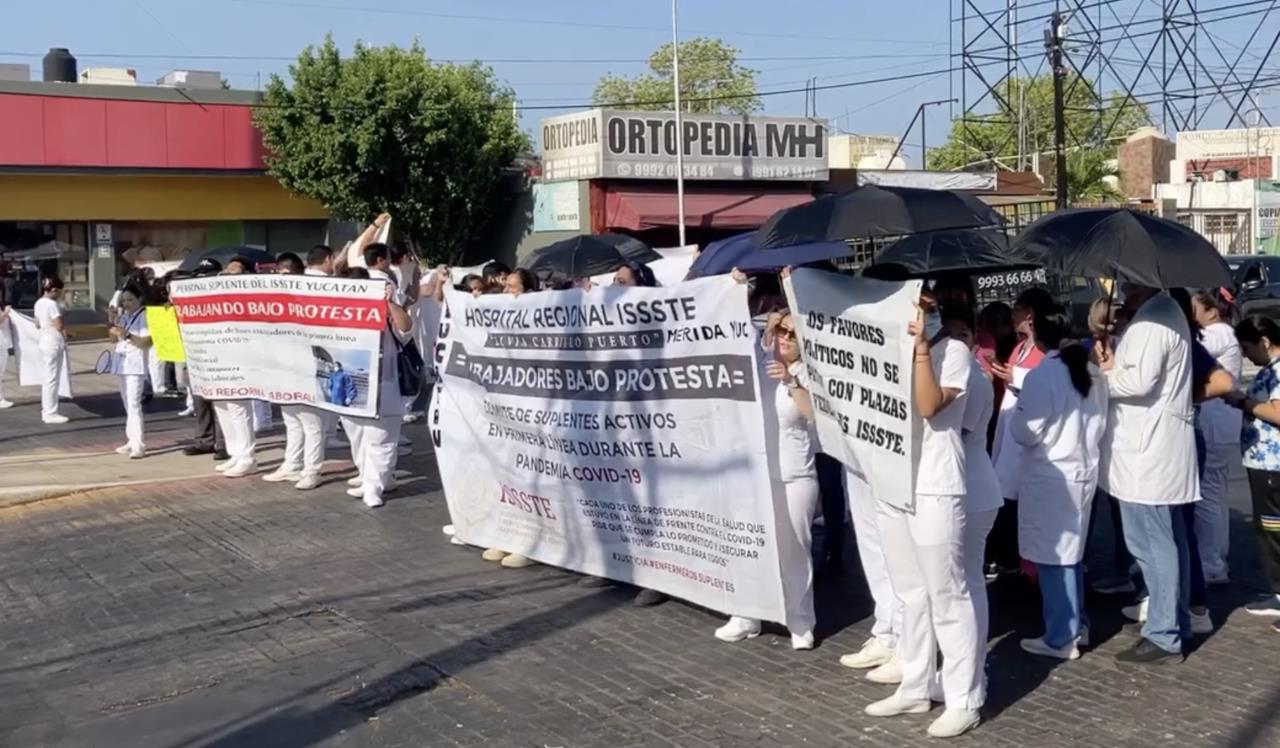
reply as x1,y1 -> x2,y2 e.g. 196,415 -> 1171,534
602,185 -> 812,231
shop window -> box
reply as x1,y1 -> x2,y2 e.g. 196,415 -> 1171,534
0,222 -> 90,309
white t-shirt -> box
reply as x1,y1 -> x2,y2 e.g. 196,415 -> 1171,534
962,358 -> 1004,513
776,361 -> 816,482
113,307 -> 150,377
916,336 -> 971,496
1199,321 -> 1243,445
33,297 -> 62,332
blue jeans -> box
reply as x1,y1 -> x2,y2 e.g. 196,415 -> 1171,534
1119,501 -> 1191,653
1036,563 -> 1088,649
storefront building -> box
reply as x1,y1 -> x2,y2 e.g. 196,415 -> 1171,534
0,79 -> 329,318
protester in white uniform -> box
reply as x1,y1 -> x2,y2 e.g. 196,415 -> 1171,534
0,304 -> 13,409
1191,290 -> 1242,584
1095,285 -> 1198,664
1009,306 -> 1108,660
107,283 -> 153,459
212,257 -> 259,478
340,244 -> 415,509
715,307 -> 820,651
942,305 -> 1002,682
34,276 -> 70,425
838,468 -> 904,682
262,255 -> 327,491
866,292 -> 982,740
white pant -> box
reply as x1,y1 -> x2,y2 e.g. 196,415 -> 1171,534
779,477 -> 820,635
0,345 -> 8,401
38,334 -> 64,419
964,508 -> 998,695
281,404 -> 326,476
119,375 -> 145,450
213,400 -> 256,461
147,347 -> 167,393
342,413 -> 402,500
847,469 -> 903,649
878,494 -> 983,711
252,400 -> 273,432
1196,440 -> 1235,579
178,364 -> 193,409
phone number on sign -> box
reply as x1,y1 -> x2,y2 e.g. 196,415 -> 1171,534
975,269 -> 1047,290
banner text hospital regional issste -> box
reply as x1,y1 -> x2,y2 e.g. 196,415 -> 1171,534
429,277 -> 787,622
168,275 -> 386,418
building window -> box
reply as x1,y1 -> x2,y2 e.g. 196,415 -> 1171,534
0,222 -> 90,309
1204,213 -> 1240,234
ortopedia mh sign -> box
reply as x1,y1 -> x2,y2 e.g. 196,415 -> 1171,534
540,109 -> 829,183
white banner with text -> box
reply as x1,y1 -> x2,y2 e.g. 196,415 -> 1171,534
169,275 -> 386,417
784,269 -> 922,510
429,277 -> 786,622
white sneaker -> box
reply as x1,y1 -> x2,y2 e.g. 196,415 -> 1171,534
1122,598 -> 1149,623
791,631 -> 815,651
839,637 -> 895,669
864,694 -> 931,718
1020,636 -> 1080,660
500,554 -> 535,568
346,476 -> 363,487
927,708 -> 981,738
0,400 -> 13,409
442,524 -> 456,536
481,548 -> 509,562
714,616 -> 761,643
222,460 -> 257,478
363,494 -> 384,509
177,407 -> 195,417
262,468 -> 301,483
346,487 -> 364,498
214,459 -> 237,473
866,656 -> 903,685
42,414 -> 69,425
294,474 -> 321,491
128,448 -> 146,460
115,444 -> 132,455
450,536 -> 466,546
1190,609 -> 1214,635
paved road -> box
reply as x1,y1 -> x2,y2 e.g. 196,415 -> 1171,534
3,360 -> 1280,747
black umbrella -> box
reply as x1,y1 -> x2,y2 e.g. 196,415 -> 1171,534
523,235 -> 648,285
1010,208 -> 1232,288
177,246 -> 276,273
754,185 -> 1006,249
594,233 -> 661,264
869,228 -> 1036,276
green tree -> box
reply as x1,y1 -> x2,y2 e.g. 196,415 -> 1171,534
1065,149 -> 1123,203
254,36 -> 529,263
928,74 -> 1149,174
592,37 -> 760,115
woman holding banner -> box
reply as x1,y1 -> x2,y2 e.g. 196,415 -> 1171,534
34,276 -> 69,425
213,257 -> 259,478
263,257 -> 327,491
714,307 -> 820,651
107,284 -> 153,459
865,292 -> 982,740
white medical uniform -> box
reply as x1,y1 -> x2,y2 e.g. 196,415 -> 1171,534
0,312 -> 12,404
33,296 -> 66,420
113,307 -> 150,453
341,269 -> 407,504
214,399 -> 256,467
961,358 -> 1002,668
846,467 -> 902,650
304,267 -> 339,441
991,340 -> 1043,499
147,340 -> 168,394
878,336 -> 982,711
1197,321 -> 1243,578
1009,353 -> 1109,566
772,362 -> 820,636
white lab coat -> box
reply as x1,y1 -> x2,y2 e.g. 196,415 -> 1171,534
991,339 -> 1043,500
962,359 -> 1003,514
1098,293 -> 1199,506
1010,353 -> 1109,565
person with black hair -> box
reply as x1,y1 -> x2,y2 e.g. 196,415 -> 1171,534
276,252 -> 304,275
613,261 -> 657,288
305,245 -> 334,276
1224,316 -> 1280,628
482,261 -> 511,292
224,256 -> 254,275
504,268 -> 539,296
460,274 -> 486,297
34,275 -> 69,424
107,283 -> 153,459
1004,304 -> 1108,660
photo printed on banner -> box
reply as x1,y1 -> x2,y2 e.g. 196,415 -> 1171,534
430,277 -> 787,622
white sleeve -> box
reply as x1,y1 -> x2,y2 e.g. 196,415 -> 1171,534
935,340 -> 970,393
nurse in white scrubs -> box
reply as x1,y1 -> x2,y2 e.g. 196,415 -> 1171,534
1010,305 -> 1108,660
213,257 -> 258,477
942,306 -> 1002,681
34,276 -> 69,425
714,308 -> 820,651
865,293 -> 982,740
264,256 -> 326,490
838,468 -> 903,682
0,304 -> 13,409
108,284 -> 153,458
1191,290 -> 1243,584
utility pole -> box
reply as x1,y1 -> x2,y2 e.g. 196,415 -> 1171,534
1048,11 -> 1069,210
889,98 -> 955,169
671,0 -> 687,247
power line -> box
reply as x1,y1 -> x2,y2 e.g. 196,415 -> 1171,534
0,50 -> 949,65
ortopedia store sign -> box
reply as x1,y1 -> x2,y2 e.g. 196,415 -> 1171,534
540,109 -> 829,182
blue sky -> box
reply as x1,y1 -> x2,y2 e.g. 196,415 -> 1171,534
3,0 -> 1277,164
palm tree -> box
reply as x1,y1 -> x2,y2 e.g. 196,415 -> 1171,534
1064,150 -> 1123,204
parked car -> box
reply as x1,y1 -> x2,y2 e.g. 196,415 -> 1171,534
1231,255 -> 1280,320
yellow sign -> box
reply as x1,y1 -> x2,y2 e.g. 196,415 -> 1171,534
146,305 -> 185,363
